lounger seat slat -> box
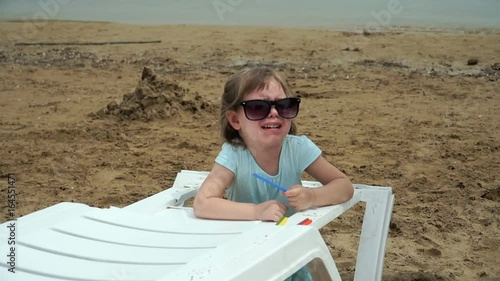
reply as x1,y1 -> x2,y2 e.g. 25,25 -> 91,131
0,244 -> 181,281
51,217 -> 234,248
83,208 -> 259,234
19,228 -> 209,264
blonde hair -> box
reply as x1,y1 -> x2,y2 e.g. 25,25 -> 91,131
220,67 -> 297,147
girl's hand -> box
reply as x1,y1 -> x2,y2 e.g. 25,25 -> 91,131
255,200 -> 287,222
284,185 -> 314,211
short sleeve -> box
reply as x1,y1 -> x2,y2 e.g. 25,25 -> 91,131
215,143 -> 238,174
292,135 -> 322,172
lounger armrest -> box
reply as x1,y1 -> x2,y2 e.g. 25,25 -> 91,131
124,170 -> 207,214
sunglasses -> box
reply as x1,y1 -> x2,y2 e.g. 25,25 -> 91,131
239,97 -> 301,121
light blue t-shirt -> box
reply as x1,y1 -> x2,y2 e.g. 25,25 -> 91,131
216,135 -> 320,281
215,135 -> 322,217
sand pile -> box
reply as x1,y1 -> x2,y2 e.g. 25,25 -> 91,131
91,67 -> 214,121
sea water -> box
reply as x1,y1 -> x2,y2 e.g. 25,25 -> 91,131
1,0 -> 499,30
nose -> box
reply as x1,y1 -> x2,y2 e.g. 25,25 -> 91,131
268,105 -> 279,117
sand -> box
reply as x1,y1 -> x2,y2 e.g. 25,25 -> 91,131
0,21 -> 499,280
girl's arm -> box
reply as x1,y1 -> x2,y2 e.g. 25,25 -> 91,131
285,156 -> 354,210
193,163 -> 286,221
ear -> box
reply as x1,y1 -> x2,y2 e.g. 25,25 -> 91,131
227,110 -> 241,130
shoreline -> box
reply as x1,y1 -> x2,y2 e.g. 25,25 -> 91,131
2,19 -> 500,36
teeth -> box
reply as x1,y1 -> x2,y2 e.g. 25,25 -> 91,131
263,125 -> 280,129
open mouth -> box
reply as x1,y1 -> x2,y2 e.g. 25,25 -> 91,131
262,125 -> 281,129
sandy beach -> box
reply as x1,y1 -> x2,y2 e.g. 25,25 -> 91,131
0,21 -> 499,280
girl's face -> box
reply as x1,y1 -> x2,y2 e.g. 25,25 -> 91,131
227,79 -> 292,149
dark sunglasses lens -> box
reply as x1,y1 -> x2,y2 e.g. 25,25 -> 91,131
244,100 -> 270,120
276,98 -> 300,118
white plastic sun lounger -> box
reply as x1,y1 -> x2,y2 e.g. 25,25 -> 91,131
0,170 -> 394,281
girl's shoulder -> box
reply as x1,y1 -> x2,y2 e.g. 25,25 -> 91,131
284,134 -> 320,151
285,134 -> 311,144
220,142 -> 251,159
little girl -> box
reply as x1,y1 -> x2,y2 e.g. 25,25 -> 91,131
193,66 -> 354,280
